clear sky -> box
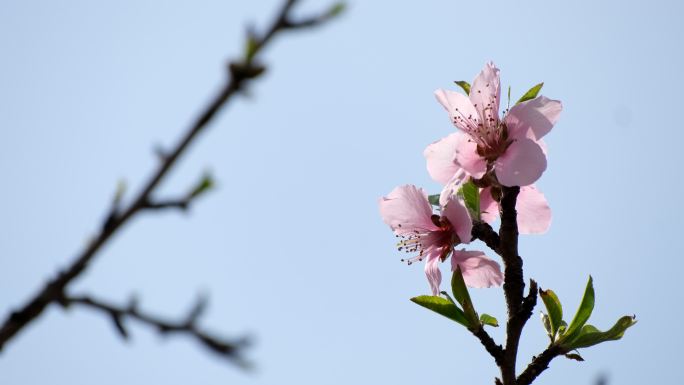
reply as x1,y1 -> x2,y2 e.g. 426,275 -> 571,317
0,0 -> 682,384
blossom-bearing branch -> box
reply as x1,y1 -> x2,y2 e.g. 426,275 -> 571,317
0,0 -> 342,353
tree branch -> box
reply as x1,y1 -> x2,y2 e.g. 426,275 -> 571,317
471,326 -> 504,367
0,0 -> 342,353
57,293 -> 250,367
472,221 -> 501,255
516,344 -> 566,385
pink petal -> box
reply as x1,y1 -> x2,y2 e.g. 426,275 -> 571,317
454,131 -> 487,179
442,195 -> 473,245
434,89 -> 479,132
470,62 -> 501,121
379,185 -> 437,235
517,185 -> 552,234
479,187 -> 499,224
494,138 -> 547,186
451,250 -> 503,288
438,169 -> 468,206
425,252 -> 443,296
424,133 -> 460,185
505,96 -> 562,141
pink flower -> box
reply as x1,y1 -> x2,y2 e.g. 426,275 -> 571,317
379,185 -> 503,295
424,136 -> 552,234
431,62 -> 562,187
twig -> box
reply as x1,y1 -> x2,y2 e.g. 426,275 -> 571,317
57,293 -> 250,367
471,221 -> 501,255
471,326 -> 504,367
141,197 -> 192,211
0,0 -> 342,352
516,344 -> 566,385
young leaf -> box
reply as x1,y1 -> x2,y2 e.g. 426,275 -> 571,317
451,266 -> 479,327
539,288 -> 563,337
428,194 -> 440,206
454,81 -> 471,95
516,82 -> 544,105
566,315 -> 637,349
559,276 -> 595,344
564,353 -> 584,362
189,172 -> 215,198
326,2 -> 347,18
457,181 -> 480,220
541,313 -> 552,336
410,295 -> 471,328
480,314 -> 499,327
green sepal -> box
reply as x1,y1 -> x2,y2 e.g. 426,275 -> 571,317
539,288 -> 563,338
480,313 -> 499,327
516,82 -> 544,104
410,295 -> 471,328
454,81 -> 471,95
456,181 -> 480,221
565,315 -> 637,349
428,194 -> 440,206
451,266 -> 479,327
559,276 -> 595,344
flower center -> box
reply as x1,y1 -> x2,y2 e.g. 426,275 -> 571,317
396,215 -> 459,265
476,123 -> 512,162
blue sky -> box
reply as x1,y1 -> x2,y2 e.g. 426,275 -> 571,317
1,1 -> 682,384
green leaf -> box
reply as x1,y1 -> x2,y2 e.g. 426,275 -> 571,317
480,314 -> 499,327
244,37 -> 259,62
539,288 -> 563,337
428,194 -> 440,206
564,353 -> 584,362
457,181 -> 480,221
559,276 -> 595,344
454,81 -> 471,95
327,2 -> 347,17
410,295 -> 471,328
567,316 -> 637,349
541,313 -> 552,336
516,82 -> 544,105
451,266 -> 479,327
189,172 -> 215,198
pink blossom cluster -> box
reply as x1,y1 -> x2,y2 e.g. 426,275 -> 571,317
379,62 -> 562,295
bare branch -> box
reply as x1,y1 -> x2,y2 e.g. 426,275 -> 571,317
0,0 -> 343,353
58,293 -> 250,367
516,344 -> 566,385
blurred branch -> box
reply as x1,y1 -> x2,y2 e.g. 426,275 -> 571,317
0,0 -> 343,356
57,293 -> 250,368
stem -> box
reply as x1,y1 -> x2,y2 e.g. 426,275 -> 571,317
497,186 -> 523,385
